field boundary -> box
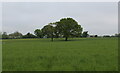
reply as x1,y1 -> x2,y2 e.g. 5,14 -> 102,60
1,71 -> 119,73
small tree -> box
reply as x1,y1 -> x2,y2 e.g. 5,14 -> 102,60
9,31 -> 22,39
41,24 -> 55,41
115,33 -> 120,37
34,29 -> 43,38
2,32 -> 9,39
82,31 -> 89,37
22,32 -> 36,38
95,35 -> 98,37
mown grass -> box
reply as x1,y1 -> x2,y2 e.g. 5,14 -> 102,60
2,37 -> 118,71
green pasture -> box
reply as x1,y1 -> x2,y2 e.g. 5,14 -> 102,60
2,38 -> 118,71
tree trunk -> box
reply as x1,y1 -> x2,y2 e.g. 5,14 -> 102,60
51,37 -> 53,41
51,34 -> 53,41
65,37 -> 68,41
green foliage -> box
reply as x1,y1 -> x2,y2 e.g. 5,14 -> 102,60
2,38 -> 118,71
94,35 -> 98,37
41,24 -> 55,41
2,32 -> 9,39
82,31 -> 89,37
9,31 -> 23,39
103,35 -> 110,37
41,25 -> 53,38
39,18 -> 83,41
55,18 -> 82,41
34,29 -> 43,38
22,32 -> 36,38
115,33 -> 120,37
2,18 -> 83,41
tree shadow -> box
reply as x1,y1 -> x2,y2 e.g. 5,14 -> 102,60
52,38 -> 86,42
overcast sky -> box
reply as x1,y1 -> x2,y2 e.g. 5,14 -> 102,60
2,2 -> 118,35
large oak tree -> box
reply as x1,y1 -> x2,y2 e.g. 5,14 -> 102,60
55,18 -> 83,41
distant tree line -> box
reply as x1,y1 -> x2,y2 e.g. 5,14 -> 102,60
1,31 -> 119,40
0,18 -> 120,41
1,32 -> 37,39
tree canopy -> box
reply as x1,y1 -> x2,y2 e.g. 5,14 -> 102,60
54,18 -> 83,41
2,32 -> 9,39
22,32 -> 36,38
34,29 -> 43,38
9,31 -> 22,39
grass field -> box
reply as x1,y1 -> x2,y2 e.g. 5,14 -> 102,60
2,37 -> 118,71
